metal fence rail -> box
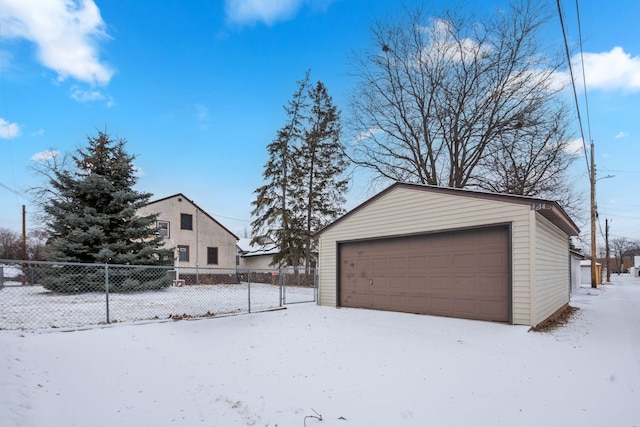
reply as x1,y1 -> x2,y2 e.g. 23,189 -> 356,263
0,260 -> 317,330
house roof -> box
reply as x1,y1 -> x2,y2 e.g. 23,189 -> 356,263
236,238 -> 278,257
145,193 -> 239,240
315,182 -> 581,238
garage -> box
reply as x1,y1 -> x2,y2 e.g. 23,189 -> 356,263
315,182 -> 580,327
339,226 -> 510,322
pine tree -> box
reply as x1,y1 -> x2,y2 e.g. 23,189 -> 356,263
292,81 -> 348,272
251,71 -> 310,268
43,132 -> 169,265
251,73 -> 349,272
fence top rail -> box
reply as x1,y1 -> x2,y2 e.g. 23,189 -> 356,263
0,259 -> 316,275
0,259 -> 175,269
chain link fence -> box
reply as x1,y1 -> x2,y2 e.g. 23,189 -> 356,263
0,260 -> 317,331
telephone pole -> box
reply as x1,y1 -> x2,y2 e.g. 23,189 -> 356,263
590,142 -> 597,288
605,218 -> 610,283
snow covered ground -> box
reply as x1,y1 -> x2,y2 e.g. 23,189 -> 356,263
1,274 -> 639,426
0,282 -> 315,330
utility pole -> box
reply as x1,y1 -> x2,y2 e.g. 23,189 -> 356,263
22,205 -> 27,260
590,142 -> 598,288
605,218 -> 610,283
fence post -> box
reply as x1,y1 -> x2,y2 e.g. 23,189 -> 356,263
105,264 -> 110,324
279,268 -> 284,306
247,270 -> 251,314
315,268 -> 318,304
0,266 -> 3,287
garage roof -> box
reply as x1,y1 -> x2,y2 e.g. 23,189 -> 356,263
316,182 -> 581,237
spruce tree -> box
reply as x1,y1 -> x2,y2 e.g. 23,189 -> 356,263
251,73 -> 349,272
292,81 -> 348,272
43,132 -> 168,266
251,71 -> 310,268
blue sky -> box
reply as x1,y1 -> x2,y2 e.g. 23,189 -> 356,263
0,0 -> 639,253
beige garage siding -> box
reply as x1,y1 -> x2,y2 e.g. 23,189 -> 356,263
532,213 -> 571,326
317,186 -> 534,325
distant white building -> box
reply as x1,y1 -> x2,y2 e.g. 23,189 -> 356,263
236,238 -> 278,270
631,256 -> 640,277
580,260 -> 602,285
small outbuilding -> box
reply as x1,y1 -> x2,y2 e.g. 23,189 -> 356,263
315,182 -> 580,327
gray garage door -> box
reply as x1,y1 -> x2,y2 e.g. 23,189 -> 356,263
339,226 -> 510,322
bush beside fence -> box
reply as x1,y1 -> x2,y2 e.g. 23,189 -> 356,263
0,260 -> 317,330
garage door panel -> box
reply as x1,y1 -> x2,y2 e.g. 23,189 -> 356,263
430,276 -> 452,290
480,300 -> 507,318
339,226 -> 510,322
430,254 -> 452,269
409,296 -> 428,310
430,296 -> 453,312
480,252 -> 506,269
479,277 -> 508,294
409,277 -> 426,289
454,275 -> 477,292
454,298 -> 478,315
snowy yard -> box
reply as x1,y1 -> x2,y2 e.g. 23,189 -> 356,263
1,275 -> 639,426
0,263 -> 315,330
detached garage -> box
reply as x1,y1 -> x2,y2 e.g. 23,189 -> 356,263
315,182 -> 580,327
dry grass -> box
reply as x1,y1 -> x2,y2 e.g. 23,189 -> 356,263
530,305 -> 580,332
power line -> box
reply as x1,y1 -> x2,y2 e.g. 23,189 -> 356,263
0,23 -> 19,206
0,181 -> 40,206
556,0 -> 590,176
575,0 -> 593,148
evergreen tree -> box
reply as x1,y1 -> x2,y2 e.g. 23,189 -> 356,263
251,73 -> 349,271
43,132 -> 168,265
292,81 -> 348,272
251,72 -> 310,268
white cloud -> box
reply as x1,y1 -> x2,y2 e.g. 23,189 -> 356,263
31,150 -> 59,162
70,86 -> 114,106
71,87 -> 105,102
353,128 -> 383,143
30,129 -> 45,137
565,138 -> 585,156
224,0 -> 338,26
574,47 -> 640,92
615,131 -> 628,139
0,118 -> 20,139
0,0 -> 114,85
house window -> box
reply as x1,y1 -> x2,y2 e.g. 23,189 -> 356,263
157,220 -> 169,238
181,213 -> 193,230
207,247 -> 218,265
178,245 -> 189,262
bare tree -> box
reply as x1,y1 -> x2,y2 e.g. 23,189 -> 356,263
348,0 -> 574,201
610,237 -> 640,273
0,228 -> 22,259
474,104 -> 582,212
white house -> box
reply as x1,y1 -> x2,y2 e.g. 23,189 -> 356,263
138,194 -> 238,270
236,238 -> 278,270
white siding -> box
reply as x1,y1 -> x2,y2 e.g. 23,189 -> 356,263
239,255 -> 276,270
138,196 -> 237,269
317,187 -> 534,325
532,213 -> 570,326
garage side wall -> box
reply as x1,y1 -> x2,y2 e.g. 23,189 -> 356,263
533,213 -> 571,326
317,188 -> 533,325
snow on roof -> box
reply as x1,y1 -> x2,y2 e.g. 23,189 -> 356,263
237,238 -> 278,257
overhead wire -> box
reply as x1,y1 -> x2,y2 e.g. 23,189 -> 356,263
0,22 -> 20,206
555,0 -> 590,175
